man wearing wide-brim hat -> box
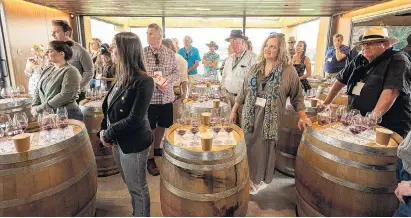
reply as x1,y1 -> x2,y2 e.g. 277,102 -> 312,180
319,27 -> 411,216
202,41 -> 220,77
221,30 -> 258,126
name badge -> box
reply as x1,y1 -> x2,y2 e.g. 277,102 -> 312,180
352,82 -> 365,96
256,97 -> 266,108
154,71 -> 162,77
327,57 -> 332,62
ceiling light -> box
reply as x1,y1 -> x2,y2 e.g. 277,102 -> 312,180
299,8 -> 314,11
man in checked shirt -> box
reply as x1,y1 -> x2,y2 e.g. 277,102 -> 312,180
144,23 -> 180,176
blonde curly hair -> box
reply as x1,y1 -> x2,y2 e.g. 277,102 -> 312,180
258,33 -> 291,66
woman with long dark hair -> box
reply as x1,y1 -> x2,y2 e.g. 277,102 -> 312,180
99,32 -> 154,217
31,40 -> 83,120
292,41 -> 312,93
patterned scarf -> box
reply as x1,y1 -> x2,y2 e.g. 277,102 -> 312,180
243,63 -> 283,140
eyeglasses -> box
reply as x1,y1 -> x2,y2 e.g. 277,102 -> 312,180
154,53 -> 160,65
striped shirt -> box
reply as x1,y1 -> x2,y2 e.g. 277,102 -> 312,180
143,45 -> 180,105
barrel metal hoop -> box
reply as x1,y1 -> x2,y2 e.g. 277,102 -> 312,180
302,136 -> 396,171
163,147 -> 246,171
296,153 -> 396,193
95,155 -> 115,160
75,193 -> 97,217
0,158 -> 96,208
276,150 -> 296,159
161,176 -> 248,201
306,127 -> 397,156
295,189 -> 325,217
164,139 -> 245,161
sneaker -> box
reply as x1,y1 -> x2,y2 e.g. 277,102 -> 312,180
147,158 -> 160,176
154,148 -> 163,156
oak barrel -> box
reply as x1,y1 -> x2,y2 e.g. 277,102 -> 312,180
0,97 -> 35,122
295,124 -> 402,216
80,100 -> 119,177
276,100 -> 317,177
0,120 -> 97,216
161,124 -> 249,216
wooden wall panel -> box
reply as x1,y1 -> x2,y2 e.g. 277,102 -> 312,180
2,0 -> 71,88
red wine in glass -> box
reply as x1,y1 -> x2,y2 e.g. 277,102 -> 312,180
57,122 -> 69,129
349,126 -> 362,134
191,122 -> 199,128
224,126 -> 234,133
190,127 -> 199,135
318,119 -> 328,126
212,126 -> 221,133
20,123 -> 28,132
341,120 -> 350,126
177,129 -> 186,136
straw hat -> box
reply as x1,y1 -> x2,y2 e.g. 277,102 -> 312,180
206,41 -> 219,50
353,27 -> 399,46
287,36 -> 296,43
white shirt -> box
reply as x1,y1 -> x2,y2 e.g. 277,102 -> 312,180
222,50 -> 258,94
174,53 -> 188,86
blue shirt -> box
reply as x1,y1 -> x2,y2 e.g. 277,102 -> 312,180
178,47 -> 201,75
325,45 -> 350,73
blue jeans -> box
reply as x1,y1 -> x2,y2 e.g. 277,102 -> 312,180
112,144 -> 150,217
393,159 -> 411,217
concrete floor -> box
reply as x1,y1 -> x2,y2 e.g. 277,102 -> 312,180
96,157 -> 297,217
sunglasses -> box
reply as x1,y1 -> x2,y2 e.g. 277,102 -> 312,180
154,53 -> 160,65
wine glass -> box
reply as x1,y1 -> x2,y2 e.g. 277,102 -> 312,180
18,85 -> 25,95
86,90 -> 92,101
211,118 -> 222,144
42,112 -> 56,141
14,112 -> 28,133
176,118 -> 185,126
12,117 -> 23,135
340,111 -> 350,126
371,111 -> 383,125
1,88 -> 8,98
56,110 -> 69,139
336,105 -> 346,121
190,118 -> 200,146
223,119 -> 235,145
0,127 -> 5,140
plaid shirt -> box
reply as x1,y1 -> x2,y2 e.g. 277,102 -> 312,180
143,45 -> 180,105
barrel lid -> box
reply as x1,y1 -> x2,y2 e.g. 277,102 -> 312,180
0,97 -> 32,109
305,122 -> 401,156
0,120 -> 87,164
164,124 -> 245,161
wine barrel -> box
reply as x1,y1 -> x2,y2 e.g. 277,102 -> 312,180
276,100 -> 317,177
0,120 -> 97,216
161,124 -> 249,216
295,123 -> 402,216
0,97 -> 35,122
80,100 -> 118,177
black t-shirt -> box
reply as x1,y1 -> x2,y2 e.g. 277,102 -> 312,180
337,50 -> 411,137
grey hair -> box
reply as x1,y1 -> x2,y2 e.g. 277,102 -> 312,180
184,35 -> 193,43
147,23 -> 163,37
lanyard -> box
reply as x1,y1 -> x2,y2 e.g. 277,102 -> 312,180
232,50 -> 247,70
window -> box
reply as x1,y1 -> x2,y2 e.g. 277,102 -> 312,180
90,18 -> 117,44
165,17 -> 243,74
246,17 -> 282,55
294,19 -> 320,71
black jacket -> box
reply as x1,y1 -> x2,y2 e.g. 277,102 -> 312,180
100,74 -> 154,154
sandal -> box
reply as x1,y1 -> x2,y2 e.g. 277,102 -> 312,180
250,182 -> 268,195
